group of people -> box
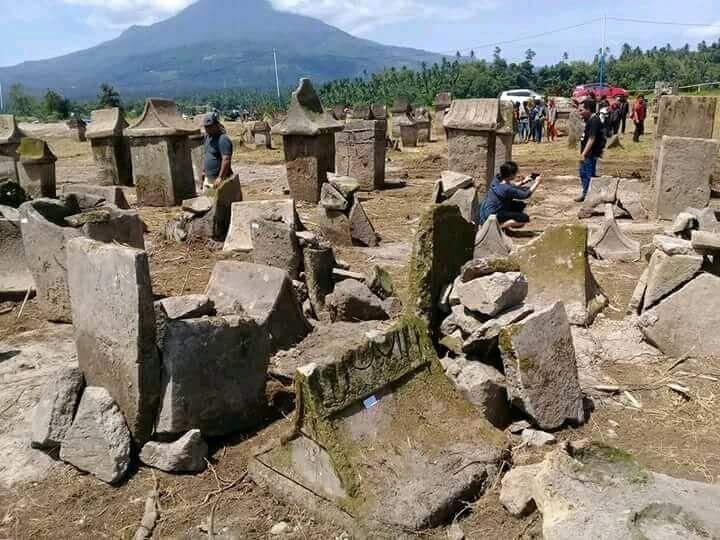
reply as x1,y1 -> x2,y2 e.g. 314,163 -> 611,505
590,94 -> 647,143
514,100 -> 559,144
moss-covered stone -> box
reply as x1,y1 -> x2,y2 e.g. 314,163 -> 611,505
18,138 -> 57,163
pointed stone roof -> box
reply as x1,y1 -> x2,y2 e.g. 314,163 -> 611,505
0,115 -> 22,145
86,108 -> 128,139
18,138 -> 57,163
272,79 -> 343,136
126,98 -> 200,138
443,98 -> 504,131
434,92 -> 452,110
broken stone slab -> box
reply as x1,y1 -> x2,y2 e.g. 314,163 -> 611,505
348,195 -> 379,247
520,428 -> 556,447
223,199 -> 296,252
250,316 -> 507,533
59,387 -> 132,485
440,304 -> 485,338
316,206 -> 353,246
639,273 -> 720,358
140,429 -> 208,474
500,444 -> 720,539
439,331 -> 464,355
583,176 -> 619,208
499,302 -> 585,430
460,256 -> 520,282
19,199 -> 83,322
325,279 -> 389,322
67,238 -> 160,445
474,215 -> 512,259
627,266 -> 650,315
70,207 -> 146,250
588,205 -> 640,261
328,174 -> 360,198
440,355 -> 510,428
366,265 -> 394,300
439,170 -> 473,198
615,178 -> 648,221
652,234 -> 695,256
653,136 -> 719,220
643,250 -> 703,310
319,182 -> 348,211
31,367 -> 85,449
408,205 -> 476,332
461,304 -> 534,356
251,219 -> 301,279
61,184 -> 131,210
156,315 -> 270,437
156,294 -> 215,320
442,186 -> 479,224
690,230 -> 720,253
332,268 -> 366,282
303,246 -> 335,316
0,204 -> 34,301
667,211 -> 698,237
456,272 -> 528,317
296,230 -> 320,247
510,223 -> 606,326
182,196 -> 213,215
206,261 -> 309,352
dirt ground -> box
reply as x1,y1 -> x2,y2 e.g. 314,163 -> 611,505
1,125 -> 719,539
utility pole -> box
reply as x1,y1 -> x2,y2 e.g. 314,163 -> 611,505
599,14 -> 607,87
273,48 -> 281,106
0,81 -> 4,112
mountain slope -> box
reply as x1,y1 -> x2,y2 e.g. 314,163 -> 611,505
0,0 -> 442,99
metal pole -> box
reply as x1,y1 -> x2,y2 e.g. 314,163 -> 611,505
600,14 -> 607,87
0,81 -> 3,112
273,48 -> 281,106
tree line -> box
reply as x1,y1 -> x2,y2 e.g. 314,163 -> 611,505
3,39 -> 719,121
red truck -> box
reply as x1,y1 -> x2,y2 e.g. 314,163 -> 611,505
572,83 -> 628,101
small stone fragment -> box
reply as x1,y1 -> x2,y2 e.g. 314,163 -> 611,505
521,429 -> 556,447
325,279 -> 388,322
460,256 -> 520,282
182,196 -> 213,215
643,251 -> 703,310
156,295 -> 215,320
440,170 -> 473,198
348,196 -> 378,247
31,367 -> 85,449
652,235 -> 695,256
140,430 -> 208,473
366,265 -> 394,299
691,230 -> 720,253
457,272 -> 528,317
319,182 -> 348,211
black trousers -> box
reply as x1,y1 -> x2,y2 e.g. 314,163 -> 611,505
633,120 -> 645,142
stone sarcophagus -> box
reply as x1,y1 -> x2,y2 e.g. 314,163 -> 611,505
0,114 -> 22,181
17,138 -> 57,198
86,108 -> 133,186
334,109 -> 387,191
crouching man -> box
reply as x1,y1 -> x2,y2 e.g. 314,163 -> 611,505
477,160 -> 543,230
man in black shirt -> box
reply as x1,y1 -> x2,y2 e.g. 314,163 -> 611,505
575,100 -> 605,202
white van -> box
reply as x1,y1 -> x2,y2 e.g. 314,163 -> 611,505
499,89 -> 543,105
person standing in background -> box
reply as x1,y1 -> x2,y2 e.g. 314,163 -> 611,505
201,112 -> 234,190
518,101 -> 530,143
547,99 -> 558,142
619,95 -> 630,134
631,95 -> 647,143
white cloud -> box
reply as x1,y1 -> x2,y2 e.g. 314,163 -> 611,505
62,0 -> 194,29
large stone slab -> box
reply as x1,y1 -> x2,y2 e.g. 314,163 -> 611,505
0,205 -> 34,301
67,238 -> 160,444
19,200 -> 83,322
206,261 -> 309,351
334,119 -> 386,191
510,223 -> 606,325
250,316 -> 507,534
499,302 -> 585,430
442,187 -> 479,224
653,136 -> 719,220
639,273 -> 720,357
31,367 -> 85,449
223,199 -> 296,252
501,444 -> 720,539
348,196 -> 378,247
156,315 -> 270,437
316,206 -> 352,246
59,387 -> 132,485
251,219 -> 301,279
407,205 -> 476,333
643,250 -> 703,310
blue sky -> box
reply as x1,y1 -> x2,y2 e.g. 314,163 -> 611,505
1,0 -> 718,68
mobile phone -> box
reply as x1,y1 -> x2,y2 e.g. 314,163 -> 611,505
530,173 -> 540,179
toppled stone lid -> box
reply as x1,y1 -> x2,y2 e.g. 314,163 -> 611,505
126,98 -> 200,138
18,138 -> 57,163
86,108 -> 128,139
271,78 -> 343,136
443,98 -> 504,131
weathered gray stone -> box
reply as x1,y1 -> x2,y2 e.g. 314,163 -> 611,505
639,273 -> 720,357
156,294 -> 214,320
72,207 -> 145,250
328,174 -> 360,198
140,430 -> 208,473
382,296 -> 403,318
332,268 -> 365,282
296,230 -> 320,247
628,266 -> 650,315
439,170 -> 473,198
584,176 -> 619,208
348,196 -> 378,247
0,205 -> 34,301
441,356 -> 510,427
499,302 -> 585,430
156,315 -> 270,436
366,265 -> 394,300
319,182 -> 348,211
304,246 -> 335,316
691,229 -> 720,253
251,219 -> 301,279
223,199 -> 296,252
686,207 -> 720,233
520,428 -> 556,447
474,215 -> 512,259
461,304 -> 534,355
668,211 -> 698,236
326,279 -> 388,322
653,136 -> 718,220
316,206 -> 352,246
182,196 -> 213,214
442,187 -> 479,224
500,444 -> 720,539
86,108 -> 133,187
567,110 -> 584,148
456,272 -> 528,317
17,138 -> 57,199
510,223 -> 606,326
19,199 -> 83,322
31,367 -> 85,449
616,178 -> 648,221
206,261 -> 309,351
60,387 -> 132,485
460,255 -> 519,282
588,205 -> 640,261
334,119 -> 386,191
652,234 -> 695,256
644,250 -> 703,310
61,184 -> 131,210
67,238 -> 160,444
440,304 -> 484,338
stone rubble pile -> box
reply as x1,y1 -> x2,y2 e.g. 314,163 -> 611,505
316,173 -> 379,247
632,207 -> 720,357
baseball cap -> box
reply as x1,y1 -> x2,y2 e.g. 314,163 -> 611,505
203,112 -> 220,127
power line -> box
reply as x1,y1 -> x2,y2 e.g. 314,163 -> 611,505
607,16 -> 720,27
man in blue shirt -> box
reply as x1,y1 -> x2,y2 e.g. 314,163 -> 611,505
477,161 -> 543,230
201,112 -> 233,190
